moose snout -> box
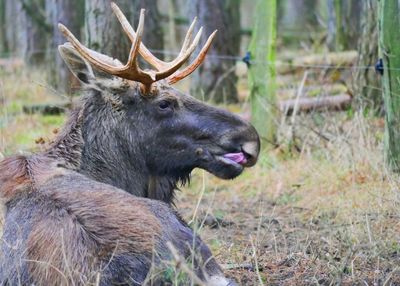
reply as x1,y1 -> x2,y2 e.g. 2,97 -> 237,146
241,140 -> 259,167
237,122 -> 260,167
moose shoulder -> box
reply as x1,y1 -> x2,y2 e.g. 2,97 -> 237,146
53,5 -> 260,204
0,155 -> 232,285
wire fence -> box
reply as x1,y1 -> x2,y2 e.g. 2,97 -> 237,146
0,45 -> 387,154
0,47 -> 389,72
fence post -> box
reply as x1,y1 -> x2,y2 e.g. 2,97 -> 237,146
380,0 -> 400,171
248,0 -> 277,147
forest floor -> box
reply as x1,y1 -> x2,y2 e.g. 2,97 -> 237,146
1,68 -> 400,285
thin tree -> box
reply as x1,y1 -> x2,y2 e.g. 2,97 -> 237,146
248,0 -> 277,146
379,0 -> 400,171
187,0 -> 240,103
3,0 -> 48,63
0,0 -> 7,55
46,0 -> 84,93
355,0 -> 381,113
279,0 -> 318,42
327,0 -> 361,51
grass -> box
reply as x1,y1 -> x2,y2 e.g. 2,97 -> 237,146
1,67 -> 400,285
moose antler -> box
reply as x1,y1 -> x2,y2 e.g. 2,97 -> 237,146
58,3 -> 216,93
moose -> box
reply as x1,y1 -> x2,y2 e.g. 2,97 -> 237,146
0,3 -> 260,285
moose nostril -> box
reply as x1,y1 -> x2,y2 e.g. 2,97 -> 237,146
241,141 -> 260,165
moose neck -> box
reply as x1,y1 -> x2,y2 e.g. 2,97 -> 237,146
47,96 -> 178,204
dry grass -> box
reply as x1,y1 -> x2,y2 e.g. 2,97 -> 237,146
1,68 -> 400,285
178,112 -> 400,285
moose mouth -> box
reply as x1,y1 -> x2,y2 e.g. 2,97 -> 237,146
219,152 -> 248,166
203,151 -> 247,180
200,142 -> 259,180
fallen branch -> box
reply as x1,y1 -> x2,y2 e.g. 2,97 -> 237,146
278,83 -> 348,99
23,103 -> 71,115
277,50 -> 358,74
280,94 -> 352,115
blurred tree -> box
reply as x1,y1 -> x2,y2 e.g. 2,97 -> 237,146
3,0 -> 48,63
354,0 -> 381,113
380,0 -> 400,172
85,0 -> 163,64
187,0 -> 240,103
248,0 -> 277,146
0,0 -> 7,55
278,0 -> 318,44
133,0 -> 164,61
46,0 -> 84,93
327,0 -> 361,51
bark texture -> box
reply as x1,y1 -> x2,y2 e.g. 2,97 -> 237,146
187,0 -> 240,103
46,0 -> 83,93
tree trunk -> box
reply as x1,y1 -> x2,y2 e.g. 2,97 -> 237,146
46,0 -> 84,93
327,0 -> 361,51
3,0 -> 48,64
0,0 -> 7,55
354,0 -> 381,112
85,0 -> 131,63
380,0 -> 400,172
279,0 -> 318,30
133,0 -> 164,61
187,0 -> 240,103
4,0 -> 27,58
248,0 -> 277,146
85,0 -> 163,64
326,0 -> 336,51
20,0 -> 49,64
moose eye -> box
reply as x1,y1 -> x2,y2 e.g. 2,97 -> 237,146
158,100 -> 171,110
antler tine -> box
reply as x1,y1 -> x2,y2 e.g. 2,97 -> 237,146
154,27 -> 203,80
58,24 -> 122,73
60,3 -> 217,88
111,2 -> 199,72
168,30 -> 217,84
126,9 -> 144,68
178,17 -> 197,57
111,2 -> 164,71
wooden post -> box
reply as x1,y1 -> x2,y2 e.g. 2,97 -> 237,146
380,0 -> 400,171
334,0 -> 344,51
248,0 -> 277,146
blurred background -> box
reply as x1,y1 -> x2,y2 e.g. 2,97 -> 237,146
0,0 -> 382,153
2,0 -> 400,285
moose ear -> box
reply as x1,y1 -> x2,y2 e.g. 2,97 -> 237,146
58,42 -> 95,84
58,42 -> 123,85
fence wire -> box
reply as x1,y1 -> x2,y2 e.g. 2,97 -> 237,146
0,47 -> 392,72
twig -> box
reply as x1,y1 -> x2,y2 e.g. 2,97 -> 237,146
166,242 -> 206,286
250,235 -> 264,286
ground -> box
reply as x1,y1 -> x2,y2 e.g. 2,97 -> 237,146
1,68 -> 400,285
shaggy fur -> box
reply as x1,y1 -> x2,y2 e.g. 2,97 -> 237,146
0,155 -> 224,285
0,43 -> 259,285
53,43 -> 260,204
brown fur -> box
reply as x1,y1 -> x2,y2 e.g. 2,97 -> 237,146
26,190 -> 161,285
0,156 -> 31,201
0,155 -> 164,285
1,152 -> 226,285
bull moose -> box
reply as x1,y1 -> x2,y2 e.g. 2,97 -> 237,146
0,3 -> 260,285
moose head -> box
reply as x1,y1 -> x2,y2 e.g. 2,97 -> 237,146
56,3 -> 260,203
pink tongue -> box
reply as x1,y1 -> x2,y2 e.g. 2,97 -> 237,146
223,152 -> 247,164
